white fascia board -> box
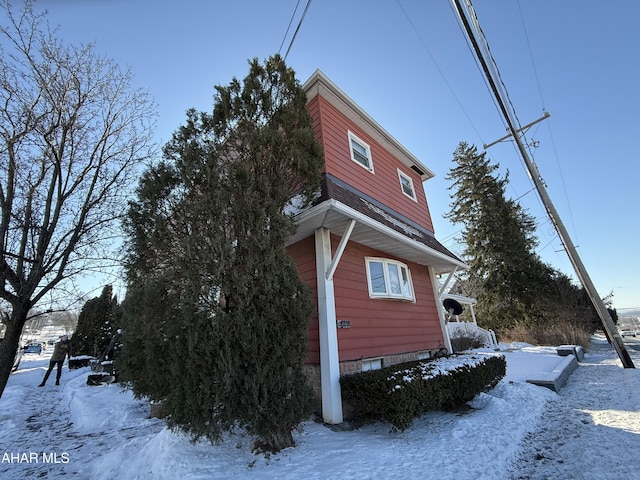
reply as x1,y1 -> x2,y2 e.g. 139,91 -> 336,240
292,199 -> 468,271
331,200 -> 468,270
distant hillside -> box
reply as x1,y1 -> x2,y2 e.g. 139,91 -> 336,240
618,308 -> 640,319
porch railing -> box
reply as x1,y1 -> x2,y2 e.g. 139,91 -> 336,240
447,321 -> 498,349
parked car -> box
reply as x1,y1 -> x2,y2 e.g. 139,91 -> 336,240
619,327 -> 637,337
24,342 -> 43,354
0,338 -> 23,372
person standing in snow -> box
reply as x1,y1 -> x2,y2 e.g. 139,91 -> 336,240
38,335 -> 73,387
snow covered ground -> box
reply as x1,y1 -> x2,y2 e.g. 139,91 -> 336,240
1,334 -> 638,480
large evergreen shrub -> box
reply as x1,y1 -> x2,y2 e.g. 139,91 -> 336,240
72,285 -> 121,358
118,55 -> 324,452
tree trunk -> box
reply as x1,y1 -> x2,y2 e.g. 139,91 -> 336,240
0,307 -> 29,399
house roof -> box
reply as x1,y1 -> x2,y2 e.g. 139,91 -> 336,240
303,70 -> 435,181
287,175 -> 467,275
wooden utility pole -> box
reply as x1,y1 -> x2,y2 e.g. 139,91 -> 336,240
451,0 -> 634,367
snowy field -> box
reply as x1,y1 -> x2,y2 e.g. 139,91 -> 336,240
1,334 -> 638,480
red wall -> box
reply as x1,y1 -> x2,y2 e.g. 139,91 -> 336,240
331,235 -> 444,361
287,236 -> 320,363
287,235 -> 445,364
307,95 -> 434,233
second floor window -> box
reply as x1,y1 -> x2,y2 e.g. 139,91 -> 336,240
398,169 -> 417,201
348,131 -> 373,172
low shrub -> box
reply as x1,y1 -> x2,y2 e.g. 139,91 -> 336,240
450,331 -> 488,352
340,353 -> 506,431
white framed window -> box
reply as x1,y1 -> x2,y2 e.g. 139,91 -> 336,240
361,358 -> 383,372
397,169 -> 417,201
365,257 -> 415,301
348,131 -> 374,172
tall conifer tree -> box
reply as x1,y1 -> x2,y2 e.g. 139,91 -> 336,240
119,55 -> 323,451
445,142 -> 553,331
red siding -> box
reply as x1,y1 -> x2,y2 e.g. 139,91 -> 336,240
306,96 -> 324,155
288,234 -> 445,365
312,96 -> 434,232
287,237 -> 320,364
331,236 -> 444,361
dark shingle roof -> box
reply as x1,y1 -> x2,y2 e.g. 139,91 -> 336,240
316,174 -> 461,263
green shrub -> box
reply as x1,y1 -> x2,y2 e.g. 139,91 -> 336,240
340,353 -> 506,431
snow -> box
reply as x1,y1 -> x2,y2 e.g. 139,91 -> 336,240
1,334 -> 639,479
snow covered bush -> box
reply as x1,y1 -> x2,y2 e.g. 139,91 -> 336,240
450,331 -> 488,352
340,353 -> 506,431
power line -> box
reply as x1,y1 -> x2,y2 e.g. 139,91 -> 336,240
516,0 -> 545,109
397,0 -> 486,146
516,0 -> 579,247
278,0 -> 302,56
450,0 -> 635,368
280,0 -> 314,61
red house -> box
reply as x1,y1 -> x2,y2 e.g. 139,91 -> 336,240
287,70 -> 467,424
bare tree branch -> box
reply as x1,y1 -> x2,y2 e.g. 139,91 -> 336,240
0,0 -> 157,398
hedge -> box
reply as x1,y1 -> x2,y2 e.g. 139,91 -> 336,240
340,353 -> 506,431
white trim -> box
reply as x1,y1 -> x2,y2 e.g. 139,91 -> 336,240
431,267 -> 453,354
365,257 -> 415,301
326,219 -> 356,281
397,169 -> 418,202
291,198 -> 469,272
315,227 -> 343,424
348,130 -> 374,173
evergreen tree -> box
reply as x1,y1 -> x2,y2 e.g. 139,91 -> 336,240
119,55 -> 324,451
543,270 -> 602,333
73,285 -> 120,357
445,142 -> 553,331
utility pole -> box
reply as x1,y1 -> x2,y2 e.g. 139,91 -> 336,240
451,0 -> 634,367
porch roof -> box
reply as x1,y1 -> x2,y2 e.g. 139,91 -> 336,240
287,175 -> 467,275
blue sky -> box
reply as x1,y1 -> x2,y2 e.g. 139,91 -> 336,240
33,1 -> 639,310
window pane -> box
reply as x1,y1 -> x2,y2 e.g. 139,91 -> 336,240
351,140 -> 367,157
400,267 -> 412,297
362,358 -> 382,372
369,261 -> 386,293
351,140 -> 370,168
400,176 -> 414,197
387,264 -> 401,294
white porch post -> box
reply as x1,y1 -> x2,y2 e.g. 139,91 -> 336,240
430,267 -> 453,353
315,227 -> 343,424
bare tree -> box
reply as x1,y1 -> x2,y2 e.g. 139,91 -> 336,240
50,310 -> 78,335
0,1 -> 156,397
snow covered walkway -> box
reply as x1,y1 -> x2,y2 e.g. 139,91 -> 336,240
508,337 -> 640,480
1,335 -> 638,479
